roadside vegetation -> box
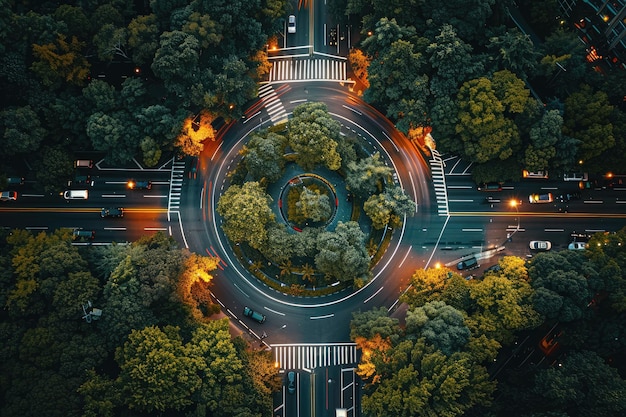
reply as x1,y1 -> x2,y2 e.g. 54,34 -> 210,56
339,0 -> 626,182
351,229 -> 626,417
0,230 -> 280,417
0,0 -> 289,191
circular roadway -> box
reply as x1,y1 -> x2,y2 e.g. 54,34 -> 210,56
181,82 -> 445,345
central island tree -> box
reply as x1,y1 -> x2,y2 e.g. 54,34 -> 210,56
217,181 -> 275,250
287,102 -> 342,170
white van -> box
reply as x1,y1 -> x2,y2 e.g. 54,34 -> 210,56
63,190 -> 88,200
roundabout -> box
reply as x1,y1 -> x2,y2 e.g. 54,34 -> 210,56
183,82 -> 440,345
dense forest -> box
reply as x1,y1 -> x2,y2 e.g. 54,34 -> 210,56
351,228 -> 626,417
338,0 -> 626,182
0,230 -> 281,416
0,0 -> 287,191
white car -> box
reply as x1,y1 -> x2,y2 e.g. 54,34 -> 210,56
288,15 -> 296,33
568,242 -> 587,250
0,191 -> 18,201
529,241 -> 552,251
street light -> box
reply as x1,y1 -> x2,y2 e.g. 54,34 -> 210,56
509,199 -> 520,241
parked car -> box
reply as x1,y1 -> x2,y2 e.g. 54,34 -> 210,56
287,15 -> 296,33
568,242 -> 587,250
529,241 -> 552,251
127,180 -> 152,190
243,306 -> 266,323
287,371 -> 296,394
529,193 -> 554,203
0,191 -> 18,201
101,207 -> 124,218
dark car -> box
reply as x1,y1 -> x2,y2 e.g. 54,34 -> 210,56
68,174 -> 92,187
457,257 -> 479,271
127,180 -> 152,190
287,371 -> 295,394
243,306 -> 266,323
72,229 -> 95,240
477,182 -> 502,192
101,207 -> 124,218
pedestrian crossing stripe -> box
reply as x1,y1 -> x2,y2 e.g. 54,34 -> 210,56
168,159 -> 185,215
268,58 -> 351,84
272,343 -> 359,371
257,85 -> 288,123
429,149 -> 449,216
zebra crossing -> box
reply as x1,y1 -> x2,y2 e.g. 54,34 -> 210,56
168,158 -> 185,215
258,84 -> 288,123
268,57 -> 348,83
429,149 -> 449,216
272,343 -> 359,371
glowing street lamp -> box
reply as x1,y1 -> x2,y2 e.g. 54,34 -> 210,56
509,199 -> 520,241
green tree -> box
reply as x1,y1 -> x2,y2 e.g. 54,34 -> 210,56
315,221 -> 370,283
243,130 -> 287,182
0,105 -> 46,156
350,307 -> 401,342
532,350 -> 626,416
182,12 -> 222,49
524,109 -> 565,171
116,325 -> 201,412
82,79 -> 119,113
287,102 -> 341,170
427,24 -> 484,99
491,70 -> 531,115
363,185 -> 416,229
401,267 -> 472,312
345,152 -> 392,198
53,4 -> 90,39
362,338 -> 494,417
364,38 -> 429,130
127,13 -> 160,65
360,17 -> 415,57
296,186 -> 331,223
151,30 -> 200,98
563,84 -> 615,170
539,28 -> 595,96
217,181 -> 275,250
406,301 -> 471,355
211,55 -> 258,111
529,252 -> 595,322
486,28 -> 538,80
423,0 -> 496,41
92,23 -> 128,61
86,111 -> 140,164
456,77 -> 520,163
468,273 -> 540,343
